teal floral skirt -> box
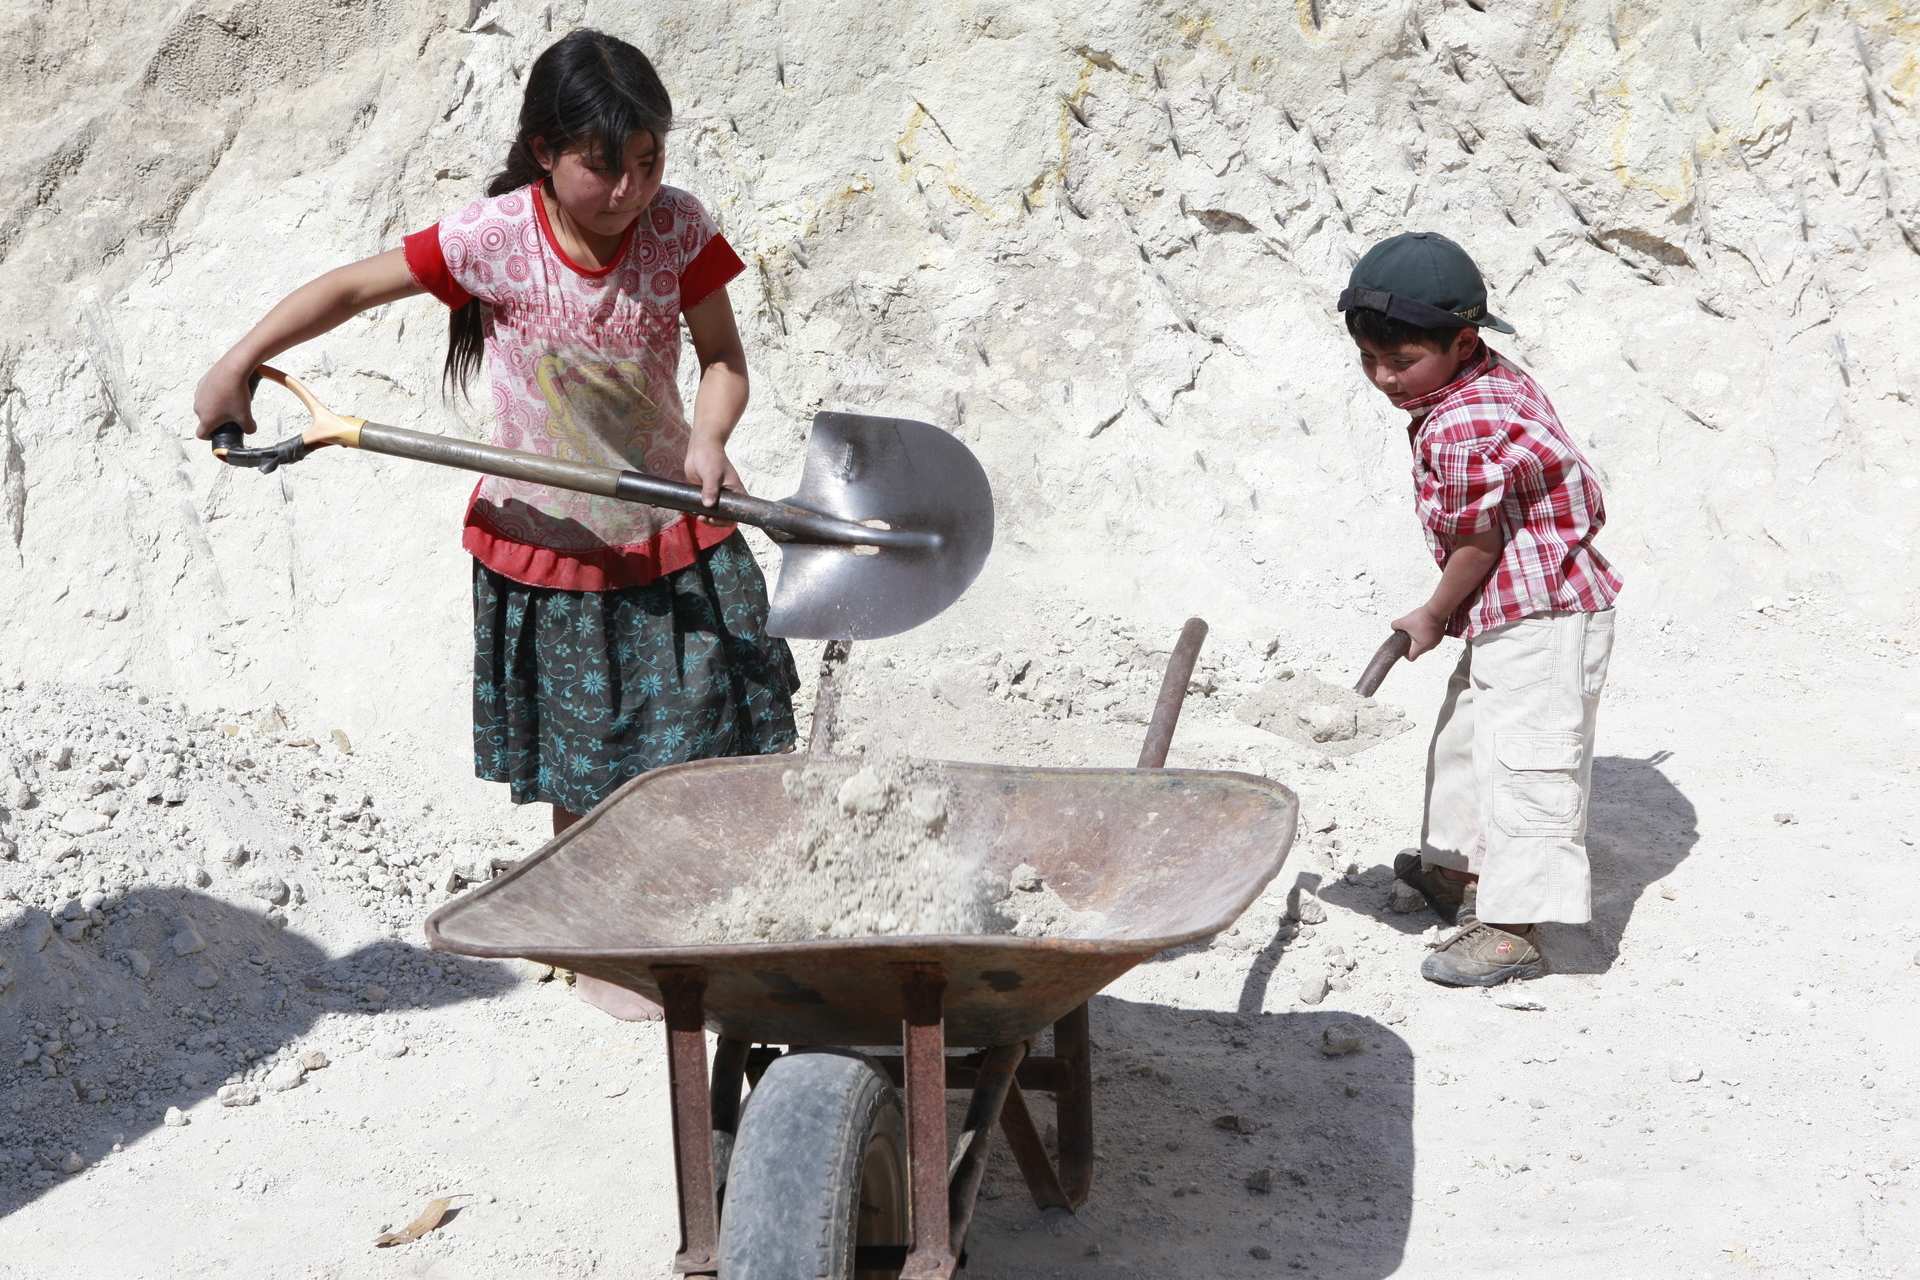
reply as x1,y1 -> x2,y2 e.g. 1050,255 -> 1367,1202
472,534 -> 800,813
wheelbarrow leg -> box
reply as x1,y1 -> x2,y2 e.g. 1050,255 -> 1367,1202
1054,1003 -> 1095,1208
658,968 -> 720,1276
996,1078 -> 1071,1211
898,965 -> 960,1280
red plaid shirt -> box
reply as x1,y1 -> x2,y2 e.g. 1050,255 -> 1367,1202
1400,343 -> 1622,637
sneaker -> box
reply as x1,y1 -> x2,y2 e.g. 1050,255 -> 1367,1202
1420,921 -> 1545,987
1393,851 -> 1475,925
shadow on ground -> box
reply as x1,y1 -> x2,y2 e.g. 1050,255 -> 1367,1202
964,995 -> 1412,1278
1315,753 -> 1699,974
0,887 -> 514,1219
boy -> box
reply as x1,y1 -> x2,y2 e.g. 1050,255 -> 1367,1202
1338,232 -> 1621,987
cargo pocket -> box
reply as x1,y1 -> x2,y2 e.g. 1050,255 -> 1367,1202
1493,733 -> 1585,837
1580,610 -> 1616,698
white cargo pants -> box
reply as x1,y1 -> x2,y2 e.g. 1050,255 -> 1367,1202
1420,609 -> 1616,924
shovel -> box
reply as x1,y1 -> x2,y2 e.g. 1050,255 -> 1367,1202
209,366 -> 994,640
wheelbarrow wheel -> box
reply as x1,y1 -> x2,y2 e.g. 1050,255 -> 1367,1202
718,1050 -> 908,1279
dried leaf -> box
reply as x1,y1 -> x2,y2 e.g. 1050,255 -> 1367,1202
373,1195 -> 462,1247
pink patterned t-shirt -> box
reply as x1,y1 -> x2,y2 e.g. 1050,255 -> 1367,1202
403,182 -> 747,590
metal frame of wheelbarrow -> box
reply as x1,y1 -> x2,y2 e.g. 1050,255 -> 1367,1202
657,618 -> 1213,1278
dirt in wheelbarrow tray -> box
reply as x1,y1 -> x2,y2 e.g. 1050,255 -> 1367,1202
689,755 -> 1107,943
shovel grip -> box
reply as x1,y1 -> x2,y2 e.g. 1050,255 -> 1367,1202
1355,630 -> 1413,697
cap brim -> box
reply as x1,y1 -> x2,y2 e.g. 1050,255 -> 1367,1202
1480,312 -> 1517,335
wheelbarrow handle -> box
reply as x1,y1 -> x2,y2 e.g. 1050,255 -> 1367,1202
209,367 -> 932,551
1355,630 -> 1413,697
1136,617 -> 1208,769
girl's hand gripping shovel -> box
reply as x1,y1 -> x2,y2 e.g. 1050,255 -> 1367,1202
210,367 -> 994,640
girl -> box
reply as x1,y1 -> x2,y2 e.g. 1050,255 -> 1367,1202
194,30 -> 801,1003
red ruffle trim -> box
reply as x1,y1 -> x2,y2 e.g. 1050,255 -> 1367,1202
464,495 -> 738,591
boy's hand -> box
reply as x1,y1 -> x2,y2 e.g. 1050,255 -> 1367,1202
684,437 -> 743,522
1391,604 -> 1447,660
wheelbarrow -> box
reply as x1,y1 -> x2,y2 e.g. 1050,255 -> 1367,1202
425,619 -> 1298,1277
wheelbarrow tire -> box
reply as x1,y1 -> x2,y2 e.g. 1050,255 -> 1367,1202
718,1049 -> 908,1280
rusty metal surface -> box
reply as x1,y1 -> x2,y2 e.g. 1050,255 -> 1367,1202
947,1043 -> 1024,1256
1052,1004 -> 1094,1207
425,755 -> 1297,1047
1136,617 -> 1207,769
659,970 -> 719,1276
900,969 -> 959,1280
996,1080 -> 1071,1211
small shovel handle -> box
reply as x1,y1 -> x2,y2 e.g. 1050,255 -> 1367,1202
1355,630 -> 1413,697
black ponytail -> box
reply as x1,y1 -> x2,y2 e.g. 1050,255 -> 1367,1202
443,29 -> 674,397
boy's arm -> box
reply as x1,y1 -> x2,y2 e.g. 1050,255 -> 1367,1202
1392,526 -> 1503,658
193,249 -> 423,439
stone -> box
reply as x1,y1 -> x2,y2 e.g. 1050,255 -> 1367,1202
299,1050 -> 330,1072
80,889 -> 107,912
1772,812 -> 1795,825
126,949 -> 152,979
1297,972 -> 1329,1006
1319,1022 -> 1366,1056
163,1106 -> 188,1127
1250,1246 -> 1273,1261
249,875 -> 290,906
372,1035 -> 409,1060
209,835 -> 249,867
907,785 -> 948,828
190,866 -> 212,888
60,919 -> 89,943
217,1083 -> 259,1108
0,835 -> 17,862
1010,863 -> 1043,892
517,960 -> 556,982
1388,880 -> 1427,914
360,984 -> 389,1004
58,809 -> 111,836
170,926 -> 206,956
834,766 -> 889,815
1244,1167 -> 1273,1194
1668,1061 -> 1704,1083
26,915 -> 53,951
1288,891 -> 1327,925
190,964 -> 221,989
264,1061 -> 306,1092
1302,702 -> 1357,743
62,1150 -> 87,1175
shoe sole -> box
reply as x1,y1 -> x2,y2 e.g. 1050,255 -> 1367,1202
1393,852 -> 1464,926
1419,956 -> 1547,988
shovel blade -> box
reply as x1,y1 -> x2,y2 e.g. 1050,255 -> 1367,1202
766,411 -> 994,640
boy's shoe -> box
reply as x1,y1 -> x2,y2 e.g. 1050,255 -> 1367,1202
1420,921 -> 1545,987
1393,851 -> 1474,925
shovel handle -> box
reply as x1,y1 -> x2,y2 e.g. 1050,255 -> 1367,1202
1355,630 -> 1412,697
209,368 -> 929,552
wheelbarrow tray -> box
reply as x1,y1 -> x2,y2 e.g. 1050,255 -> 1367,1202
425,754 -> 1297,1046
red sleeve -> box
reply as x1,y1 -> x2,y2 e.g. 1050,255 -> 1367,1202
403,224 -> 473,309
679,233 -> 745,313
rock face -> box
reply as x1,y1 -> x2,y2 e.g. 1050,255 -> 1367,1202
2,2 -> 1917,774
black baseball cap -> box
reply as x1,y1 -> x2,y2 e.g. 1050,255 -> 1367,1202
1337,232 -> 1516,335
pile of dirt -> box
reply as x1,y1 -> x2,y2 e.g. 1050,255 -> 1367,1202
692,756 -> 1110,943
1235,668 -> 1412,757
695,757 -> 991,941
